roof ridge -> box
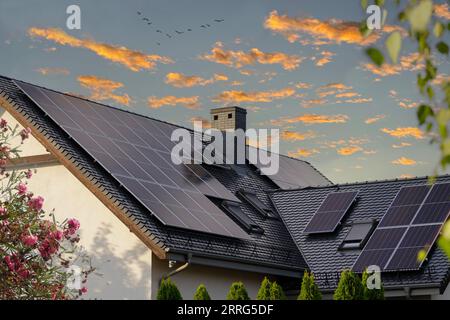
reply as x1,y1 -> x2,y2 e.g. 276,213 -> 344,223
268,174 -> 450,192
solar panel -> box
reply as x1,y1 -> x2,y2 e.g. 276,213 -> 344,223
15,80 -> 250,240
353,183 -> 450,272
304,191 -> 358,234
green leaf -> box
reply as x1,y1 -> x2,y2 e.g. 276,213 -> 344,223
427,86 -> 434,100
385,31 -> 402,63
375,0 -> 385,6
433,22 -> 445,38
366,47 -> 384,66
361,0 -> 368,10
436,41 -> 449,55
417,104 -> 434,124
407,0 -> 433,33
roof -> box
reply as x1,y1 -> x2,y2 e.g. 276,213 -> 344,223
0,75 -> 309,275
269,176 -> 450,291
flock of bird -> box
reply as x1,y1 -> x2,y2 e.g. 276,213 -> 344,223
136,11 -> 224,46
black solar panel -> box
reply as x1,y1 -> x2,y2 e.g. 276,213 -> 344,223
15,80 -> 250,240
353,183 -> 450,272
304,191 -> 358,234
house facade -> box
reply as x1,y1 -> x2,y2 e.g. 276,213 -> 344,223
0,75 -> 449,300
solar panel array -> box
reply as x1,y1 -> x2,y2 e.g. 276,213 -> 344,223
303,191 -> 358,234
15,80 -> 250,240
353,183 -> 450,272
246,146 -> 331,189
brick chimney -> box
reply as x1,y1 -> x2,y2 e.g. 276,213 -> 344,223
210,106 -> 247,131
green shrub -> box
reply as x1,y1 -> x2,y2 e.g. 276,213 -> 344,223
362,270 -> 384,300
157,278 -> 183,300
298,271 -> 322,300
256,277 -> 272,300
269,281 -> 286,300
193,284 -> 211,300
226,282 -> 250,300
333,270 -> 364,300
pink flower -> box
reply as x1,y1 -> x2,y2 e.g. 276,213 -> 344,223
20,127 -> 32,142
4,255 -> 15,271
0,207 -> 6,216
80,287 -> 88,294
0,119 -> 7,129
17,183 -> 27,195
50,230 -> 63,241
28,196 -> 44,211
22,234 -> 38,247
25,169 -> 33,179
67,218 -> 80,230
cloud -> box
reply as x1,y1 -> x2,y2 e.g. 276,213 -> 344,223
200,42 -> 303,70
295,82 -> 312,89
398,100 -> 418,109
399,174 -> 415,179
190,116 -> 211,129
335,92 -> 359,98
288,148 -> 320,158
301,98 -> 327,108
213,87 -> 295,103
147,95 -> 200,109
381,127 -> 425,139
281,130 -> 316,141
337,146 -> 363,156
77,75 -> 131,106
365,114 -> 385,124
319,83 -> 352,91
340,98 -> 373,104
392,142 -> 412,149
392,157 -> 417,166
315,51 -> 335,67
435,4 -> 450,20
264,10 -> 402,46
273,113 -> 349,125
28,27 -> 173,71
361,53 -> 423,77
165,72 -> 228,88
35,67 -> 70,76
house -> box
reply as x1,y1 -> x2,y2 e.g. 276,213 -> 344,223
0,74 -> 449,300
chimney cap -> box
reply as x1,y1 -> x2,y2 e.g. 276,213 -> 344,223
210,106 -> 247,115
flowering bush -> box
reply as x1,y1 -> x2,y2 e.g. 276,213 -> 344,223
0,119 -> 92,299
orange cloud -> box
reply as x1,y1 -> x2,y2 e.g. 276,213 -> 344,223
315,51 -> 335,67
435,4 -> 450,20
273,113 -> 349,125
165,72 -> 228,88
381,127 -> 425,139
362,53 -> 423,77
213,87 -> 295,103
318,83 -> 352,91
264,10 -> 402,46
302,98 -> 327,108
398,100 -> 418,109
335,92 -> 359,98
281,130 -> 316,141
77,75 -> 131,106
200,43 -> 303,70
148,95 -> 200,109
35,67 -> 70,76
288,148 -> 320,158
365,114 -> 385,124
28,27 -> 173,71
337,146 -> 362,156
392,157 -> 417,166
399,174 -> 415,179
341,98 -> 373,104
295,82 -> 312,89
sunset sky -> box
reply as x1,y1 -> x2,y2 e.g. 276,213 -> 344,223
1,0 -> 450,183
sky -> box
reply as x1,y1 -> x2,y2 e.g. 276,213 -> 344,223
1,0 -> 450,184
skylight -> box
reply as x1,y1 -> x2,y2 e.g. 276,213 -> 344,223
221,200 -> 264,234
339,220 -> 376,250
237,189 -> 278,219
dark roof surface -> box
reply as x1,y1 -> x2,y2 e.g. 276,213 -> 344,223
0,75 -> 308,273
269,176 -> 450,291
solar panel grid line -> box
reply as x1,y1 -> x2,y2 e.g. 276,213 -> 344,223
303,191 -> 358,234
382,184 -> 436,269
15,80 -> 249,240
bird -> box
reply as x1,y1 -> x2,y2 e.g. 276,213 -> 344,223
142,17 -> 149,21
166,33 -> 172,38
156,29 -> 162,33
187,28 -> 192,32
200,25 -> 206,28
206,24 -> 210,27
156,42 -> 160,46
147,22 -> 152,25
214,19 -> 224,22
137,11 -> 141,15
175,30 -> 184,34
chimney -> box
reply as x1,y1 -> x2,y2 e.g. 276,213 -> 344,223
210,106 -> 247,131
209,106 -> 247,165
